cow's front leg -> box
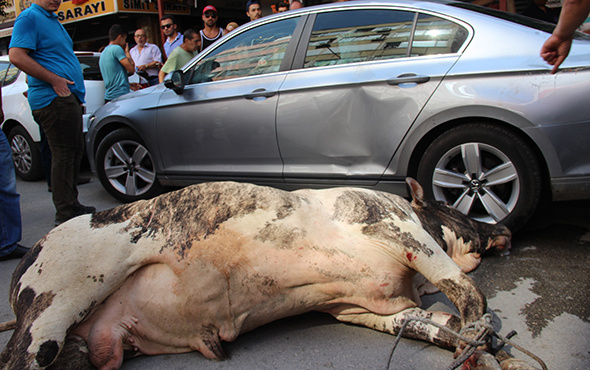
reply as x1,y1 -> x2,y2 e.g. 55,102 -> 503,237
407,243 -> 489,357
406,239 -> 487,328
332,307 -> 461,349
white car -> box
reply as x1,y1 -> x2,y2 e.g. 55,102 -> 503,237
0,52 -> 105,180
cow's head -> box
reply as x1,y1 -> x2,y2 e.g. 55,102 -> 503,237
406,178 -> 511,272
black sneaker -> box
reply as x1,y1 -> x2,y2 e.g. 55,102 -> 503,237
73,204 -> 96,214
0,244 -> 30,261
55,205 -> 96,226
55,215 -> 72,226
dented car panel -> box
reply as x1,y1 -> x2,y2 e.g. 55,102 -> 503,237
87,0 -> 590,230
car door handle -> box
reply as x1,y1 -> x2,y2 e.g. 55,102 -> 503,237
244,88 -> 277,99
386,73 -> 431,86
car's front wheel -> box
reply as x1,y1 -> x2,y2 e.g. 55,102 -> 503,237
8,125 -> 43,181
416,123 -> 541,231
95,128 -> 163,203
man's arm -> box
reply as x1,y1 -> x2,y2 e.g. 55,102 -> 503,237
541,0 -> 590,73
158,53 -> 177,83
9,47 -> 74,97
152,45 -> 163,64
119,43 -> 135,74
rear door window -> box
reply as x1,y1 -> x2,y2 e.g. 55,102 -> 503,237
304,9 -> 468,68
305,9 -> 415,67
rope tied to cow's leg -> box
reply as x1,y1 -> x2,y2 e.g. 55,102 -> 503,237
387,314 -> 491,368
387,313 -> 547,370
0,319 -> 16,332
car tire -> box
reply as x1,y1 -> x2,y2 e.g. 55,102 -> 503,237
95,128 -> 163,203
8,125 -> 43,181
416,123 -> 541,231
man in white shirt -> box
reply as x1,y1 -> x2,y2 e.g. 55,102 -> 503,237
130,28 -> 163,85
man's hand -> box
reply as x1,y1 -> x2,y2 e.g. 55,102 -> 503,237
540,34 -> 573,74
9,47 -> 75,96
53,78 -> 75,97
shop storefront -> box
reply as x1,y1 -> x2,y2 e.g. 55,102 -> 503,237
0,0 -> 328,55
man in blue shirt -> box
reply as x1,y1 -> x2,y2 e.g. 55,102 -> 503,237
9,0 -> 95,226
161,15 -> 184,57
99,24 -> 135,102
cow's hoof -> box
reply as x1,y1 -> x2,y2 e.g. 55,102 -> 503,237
495,350 -> 540,370
459,350 -> 502,370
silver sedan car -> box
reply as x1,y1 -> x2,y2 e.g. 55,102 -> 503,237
86,0 -> 590,231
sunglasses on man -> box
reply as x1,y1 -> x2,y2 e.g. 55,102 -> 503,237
204,12 -> 217,18
161,24 -> 173,29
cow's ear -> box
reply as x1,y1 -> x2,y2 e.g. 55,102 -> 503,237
407,177 -> 427,208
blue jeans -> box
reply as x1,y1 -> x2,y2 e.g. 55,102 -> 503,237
0,129 -> 22,257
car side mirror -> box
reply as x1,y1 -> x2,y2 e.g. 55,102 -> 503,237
164,70 -> 185,95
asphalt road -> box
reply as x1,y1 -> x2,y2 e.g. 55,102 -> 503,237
1,173 -> 589,369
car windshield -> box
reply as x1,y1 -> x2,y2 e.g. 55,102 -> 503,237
441,0 -> 590,40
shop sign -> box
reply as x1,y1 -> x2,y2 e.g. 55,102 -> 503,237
0,0 -> 17,24
57,0 -> 117,23
13,0 -> 117,24
118,0 -> 190,15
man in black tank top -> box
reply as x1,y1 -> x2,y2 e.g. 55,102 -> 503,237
199,5 -> 225,52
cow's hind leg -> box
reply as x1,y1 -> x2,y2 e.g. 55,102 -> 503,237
332,307 -> 461,350
47,336 -> 93,370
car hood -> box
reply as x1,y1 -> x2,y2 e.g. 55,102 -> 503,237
92,84 -> 165,120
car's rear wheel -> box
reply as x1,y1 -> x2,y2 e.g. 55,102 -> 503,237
416,123 -> 541,231
95,128 -> 163,203
8,125 -> 43,181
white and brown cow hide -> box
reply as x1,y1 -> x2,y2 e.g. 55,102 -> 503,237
0,179 -> 510,369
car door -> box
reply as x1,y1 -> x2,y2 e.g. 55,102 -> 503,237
155,16 -> 302,179
277,8 -> 469,185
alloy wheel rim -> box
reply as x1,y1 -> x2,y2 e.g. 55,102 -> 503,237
104,140 -> 156,196
431,142 -> 520,224
10,134 -> 32,175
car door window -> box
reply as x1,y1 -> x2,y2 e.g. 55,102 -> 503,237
189,17 -> 300,84
304,9 -> 416,68
411,13 -> 468,56
304,9 -> 467,68
0,62 -> 9,86
0,62 -> 20,87
78,55 -> 103,81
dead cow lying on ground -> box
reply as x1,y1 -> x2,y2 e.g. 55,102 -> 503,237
1,179 -> 511,369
